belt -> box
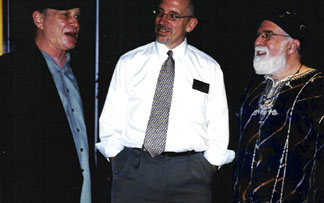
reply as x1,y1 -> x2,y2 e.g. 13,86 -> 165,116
160,151 -> 199,157
136,148 -> 200,157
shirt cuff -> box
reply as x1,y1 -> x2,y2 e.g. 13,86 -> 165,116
95,141 -> 124,160
204,149 -> 235,167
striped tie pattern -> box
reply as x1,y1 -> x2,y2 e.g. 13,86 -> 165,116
143,50 -> 175,157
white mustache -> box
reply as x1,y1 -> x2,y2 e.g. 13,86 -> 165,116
254,46 -> 269,56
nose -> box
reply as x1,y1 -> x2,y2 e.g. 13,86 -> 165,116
254,34 -> 265,47
70,16 -> 80,29
156,14 -> 169,24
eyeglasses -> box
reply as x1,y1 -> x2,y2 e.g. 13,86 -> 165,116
153,9 -> 194,21
257,31 -> 290,41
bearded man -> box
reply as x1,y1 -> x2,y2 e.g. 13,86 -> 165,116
233,9 -> 324,202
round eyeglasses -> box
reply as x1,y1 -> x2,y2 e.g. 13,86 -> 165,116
153,9 -> 194,21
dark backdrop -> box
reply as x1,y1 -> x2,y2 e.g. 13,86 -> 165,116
8,0 -> 324,202
98,1 -> 324,201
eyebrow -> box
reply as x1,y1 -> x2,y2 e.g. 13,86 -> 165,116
258,30 -> 274,33
158,7 -> 181,15
60,10 -> 81,15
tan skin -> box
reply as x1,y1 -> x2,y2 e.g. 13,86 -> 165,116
155,0 -> 198,49
33,8 -> 80,68
255,20 -> 306,82
110,0 -> 218,173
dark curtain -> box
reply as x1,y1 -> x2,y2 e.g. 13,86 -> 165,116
98,1 -> 324,202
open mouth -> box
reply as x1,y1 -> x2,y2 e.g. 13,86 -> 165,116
65,32 -> 78,39
256,51 -> 267,56
156,25 -> 171,34
158,28 -> 170,33
255,46 -> 268,57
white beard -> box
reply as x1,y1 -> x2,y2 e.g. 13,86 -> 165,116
253,46 -> 286,75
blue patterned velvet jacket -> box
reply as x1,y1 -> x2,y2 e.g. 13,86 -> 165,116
233,67 -> 324,202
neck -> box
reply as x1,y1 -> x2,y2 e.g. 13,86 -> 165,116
35,38 -> 67,68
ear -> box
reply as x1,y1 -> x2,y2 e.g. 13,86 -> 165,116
287,39 -> 300,55
32,11 -> 44,30
185,17 -> 198,33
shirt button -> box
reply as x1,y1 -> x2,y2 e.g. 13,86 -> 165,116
77,128 -> 80,132
80,148 -> 83,152
66,89 -> 70,92
72,108 -> 75,112
81,169 -> 84,172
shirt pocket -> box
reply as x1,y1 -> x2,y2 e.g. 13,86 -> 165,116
185,88 -> 208,122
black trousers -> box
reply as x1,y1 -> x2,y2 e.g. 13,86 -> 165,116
111,148 -> 214,203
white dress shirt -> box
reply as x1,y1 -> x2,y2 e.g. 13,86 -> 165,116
96,39 -> 234,166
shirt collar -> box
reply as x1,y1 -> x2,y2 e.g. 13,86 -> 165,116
155,38 -> 188,59
264,73 -> 293,82
40,49 -> 71,69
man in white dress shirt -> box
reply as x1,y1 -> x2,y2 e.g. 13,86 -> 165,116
96,0 -> 234,202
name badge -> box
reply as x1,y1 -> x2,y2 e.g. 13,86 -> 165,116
192,79 -> 209,94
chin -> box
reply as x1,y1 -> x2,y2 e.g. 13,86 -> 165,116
253,58 -> 286,76
156,35 -> 170,44
63,42 -> 77,50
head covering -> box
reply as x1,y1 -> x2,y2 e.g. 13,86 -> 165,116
263,9 -> 308,45
34,0 -> 82,11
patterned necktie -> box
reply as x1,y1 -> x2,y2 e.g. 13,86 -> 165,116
143,50 -> 175,157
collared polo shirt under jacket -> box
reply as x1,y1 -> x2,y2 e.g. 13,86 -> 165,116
41,50 -> 91,203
